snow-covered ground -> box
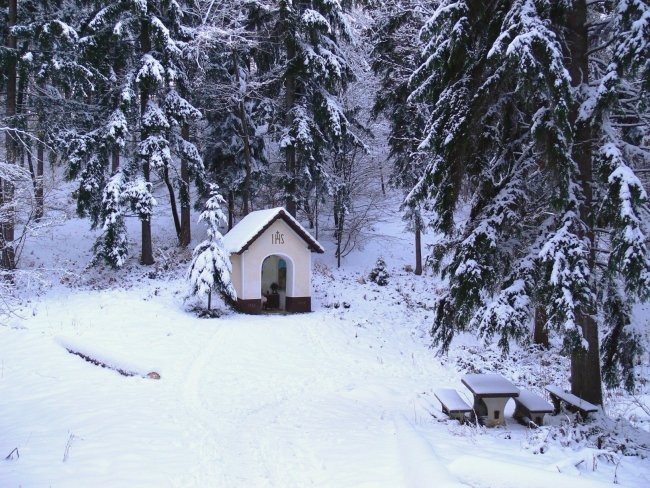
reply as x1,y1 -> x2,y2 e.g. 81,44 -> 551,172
1,203 -> 650,487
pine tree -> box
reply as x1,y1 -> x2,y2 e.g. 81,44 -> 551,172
93,171 -> 129,268
203,99 -> 266,224
65,0 -> 204,266
8,1 -> 82,222
369,256 -> 389,286
187,183 -> 236,312
2,0 -> 89,271
587,0 -> 650,390
190,7 -> 268,224
370,0 -> 428,275
409,0 -> 650,403
55,2 -> 135,267
248,0 -> 360,217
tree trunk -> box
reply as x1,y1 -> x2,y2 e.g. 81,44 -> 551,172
162,166 -> 182,240
232,51 -> 252,216
22,73 -> 43,221
336,214 -> 343,269
414,217 -> 422,276
16,58 -> 27,168
1,0 -> 18,273
238,99 -> 253,216
179,123 -> 191,247
27,137 -> 45,221
304,198 -> 314,228
334,187 -> 345,268
285,140 -> 297,216
284,11 -> 297,218
566,0 -> 602,405
35,134 -> 44,221
112,147 -> 120,175
228,191 -> 234,231
140,19 -> 154,265
533,307 -> 549,348
315,188 -> 319,240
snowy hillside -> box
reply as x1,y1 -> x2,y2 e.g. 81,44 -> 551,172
1,202 -> 650,487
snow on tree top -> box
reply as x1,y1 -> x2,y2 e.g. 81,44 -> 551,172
223,207 -> 324,254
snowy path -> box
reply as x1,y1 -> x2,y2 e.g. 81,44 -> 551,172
2,285 -> 647,487
175,314 -> 426,486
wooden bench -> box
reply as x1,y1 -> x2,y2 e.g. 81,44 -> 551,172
513,389 -> 553,427
545,385 -> 599,419
435,388 -> 473,423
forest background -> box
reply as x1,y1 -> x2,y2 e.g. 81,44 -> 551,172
1,0 -> 650,408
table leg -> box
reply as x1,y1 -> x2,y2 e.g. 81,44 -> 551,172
473,396 -> 487,418
481,397 -> 511,427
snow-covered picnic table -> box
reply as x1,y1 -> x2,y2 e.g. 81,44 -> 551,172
461,373 -> 519,427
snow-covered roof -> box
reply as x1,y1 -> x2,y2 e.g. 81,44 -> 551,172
223,207 -> 325,254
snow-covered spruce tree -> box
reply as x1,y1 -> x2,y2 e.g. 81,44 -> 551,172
48,3 -> 134,267
72,0 -> 203,266
369,257 -> 389,286
408,0 -> 650,403
247,0 -> 360,217
203,94 -> 267,226
187,184 -> 236,313
587,0 -> 650,391
58,3 -> 137,267
8,0 -> 91,222
187,2 -> 269,225
370,0 -> 428,275
1,0 -> 92,271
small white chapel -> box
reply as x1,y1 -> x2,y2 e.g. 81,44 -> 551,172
222,207 -> 324,314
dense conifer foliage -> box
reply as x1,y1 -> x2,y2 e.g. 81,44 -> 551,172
246,0 -> 362,217
408,0 -> 650,403
187,183 -> 235,311
1,0 -> 648,396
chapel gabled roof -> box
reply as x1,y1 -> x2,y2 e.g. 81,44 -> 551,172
222,207 -> 325,254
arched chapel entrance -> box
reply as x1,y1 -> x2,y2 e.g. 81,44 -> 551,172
261,254 -> 294,311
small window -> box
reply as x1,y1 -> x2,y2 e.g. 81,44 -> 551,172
494,410 -> 500,419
